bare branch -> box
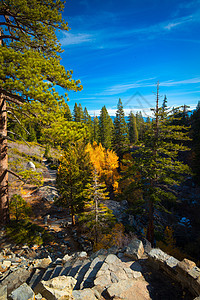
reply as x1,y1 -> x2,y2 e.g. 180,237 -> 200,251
7,131 -> 30,147
0,133 -> 15,142
7,111 -> 30,135
8,105 -> 37,118
6,108 -> 31,118
7,169 -> 26,183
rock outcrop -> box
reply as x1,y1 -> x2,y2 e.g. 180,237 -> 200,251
0,240 -> 199,299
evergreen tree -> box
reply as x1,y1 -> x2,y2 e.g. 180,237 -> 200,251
73,103 -> 84,122
125,83 -> 191,245
128,111 -> 138,144
136,111 -> 145,141
57,142 -> 91,225
64,103 -> 72,121
92,116 -> 100,143
82,170 -> 112,245
99,106 -> 113,149
27,124 -> 37,142
113,99 -> 129,157
83,107 -> 93,141
0,0 -> 82,224
73,103 -> 79,122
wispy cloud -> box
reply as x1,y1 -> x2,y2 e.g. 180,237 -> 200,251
103,77 -> 200,95
161,77 -> 200,87
164,16 -> 193,30
60,32 -> 94,46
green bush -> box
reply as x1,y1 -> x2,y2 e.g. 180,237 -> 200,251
9,194 -> 32,221
6,219 -> 53,246
18,170 -> 43,186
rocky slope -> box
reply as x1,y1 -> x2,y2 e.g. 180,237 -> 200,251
0,238 -> 199,300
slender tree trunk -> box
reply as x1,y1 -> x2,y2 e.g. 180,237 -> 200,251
0,94 -> 9,225
70,205 -> 75,226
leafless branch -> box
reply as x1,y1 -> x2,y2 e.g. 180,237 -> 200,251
7,169 -> 26,183
6,107 -> 31,118
7,131 -> 30,147
7,111 -> 30,135
0,133 -> 15,142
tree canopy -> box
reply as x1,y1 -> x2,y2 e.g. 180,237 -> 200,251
0,0 -> 82,224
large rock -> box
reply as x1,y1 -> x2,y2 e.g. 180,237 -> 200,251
34,276 -> 76,300
10,283 -> 35,300
0,268 -> 31,295
0,285 -> 7,300
124,239 -> 144,260
33,256 -> 52,269
62,254 -> 71,264
94,254 -> 142,287
176,258 -> 196,274
106,279 -> 150,300
72,288 -> 97,300
148,248 -> 170,269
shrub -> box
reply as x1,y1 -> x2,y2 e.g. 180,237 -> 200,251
6,219 -> 53,246
9,194 -> 32,221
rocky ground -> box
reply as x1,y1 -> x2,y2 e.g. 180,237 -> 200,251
0,236 -> 198,300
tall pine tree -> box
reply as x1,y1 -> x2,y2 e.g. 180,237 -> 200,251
125,83 -> 191,245
113,99 -> 129,157
99,106 -> 113,149
128,111 -> 138,144
0,0 -> 82,224
57,142 -> 91,225
92,116 -> 100,144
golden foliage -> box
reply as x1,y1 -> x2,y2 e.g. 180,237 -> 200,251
94,223 -> 127,251
86,142 -> 119,193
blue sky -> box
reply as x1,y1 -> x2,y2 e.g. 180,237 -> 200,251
58,0 -> 200,116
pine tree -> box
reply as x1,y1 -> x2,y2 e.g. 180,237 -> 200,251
126,83 -> 191,245
0,0 -> 82,224
128,111 -> 138,144
83,170 -> 111,245
73,103 -> 84,122
99,106 -> 113,149
57,142 -> 91,225
64,103 -> 72,121
73,103 -> 79,122
113,99 -> 129,157
83,107 -> 93,142
92,116 -> 100,143
136,111 -> 145,141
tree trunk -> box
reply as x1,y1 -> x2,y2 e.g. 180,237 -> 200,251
0,94 -> 9,225
70,205 -> 75,226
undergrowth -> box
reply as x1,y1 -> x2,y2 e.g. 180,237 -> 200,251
6,219 -> 53,246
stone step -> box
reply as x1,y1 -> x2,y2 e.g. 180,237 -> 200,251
49,265 -> 63,280
74,259 -> 91,290
28,269 -> 45,290
67,259 -> 83,278
59,259 -> 75,276
41,267 -> 54,281
80,256 -> 105,289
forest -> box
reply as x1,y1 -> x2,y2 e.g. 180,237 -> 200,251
0,0 -> 200,267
